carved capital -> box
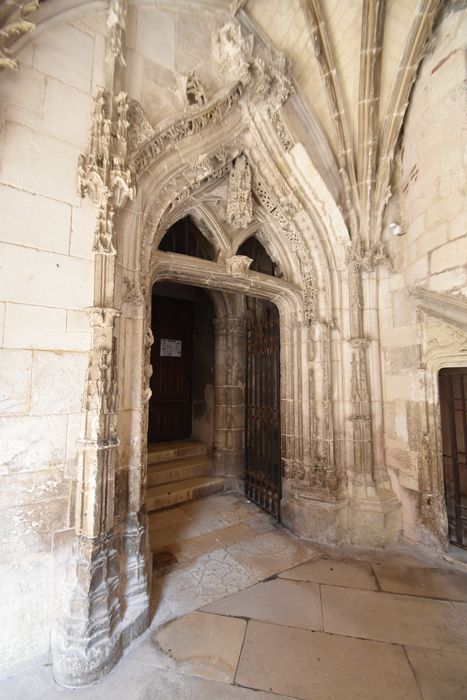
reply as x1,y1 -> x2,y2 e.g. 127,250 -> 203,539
87,306 -> 121,328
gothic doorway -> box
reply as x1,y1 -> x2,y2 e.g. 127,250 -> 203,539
439,368 -> 467,549
245,300 -> 281,518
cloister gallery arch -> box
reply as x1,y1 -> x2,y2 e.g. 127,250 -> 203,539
51,17 -> 402,689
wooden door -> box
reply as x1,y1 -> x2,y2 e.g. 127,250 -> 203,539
148,297 -> 193,443
439,368 -> 467,549
245,304 -> 281,518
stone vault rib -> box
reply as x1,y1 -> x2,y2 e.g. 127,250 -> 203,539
300,0 -> 359,238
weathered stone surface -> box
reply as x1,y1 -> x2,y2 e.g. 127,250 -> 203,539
0,499 -> 68,555
0,469 -> 66,509
0,415 -> 67,474
30,351 -> 88,415
0,556 -> 50,675
0,349 -> 31,414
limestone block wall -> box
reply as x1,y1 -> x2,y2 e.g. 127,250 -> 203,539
379,6 -> 467,545
0,21 -> 99,676
122,3 -> 225,122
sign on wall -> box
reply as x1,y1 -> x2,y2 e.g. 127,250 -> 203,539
160,339 -> 182,357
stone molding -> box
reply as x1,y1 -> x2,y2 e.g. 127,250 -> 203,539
413,287 -> 467,336
130,85 -> 243,175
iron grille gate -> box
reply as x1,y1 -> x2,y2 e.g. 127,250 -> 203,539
245,307 -> 281,518
439,368 -> 467,549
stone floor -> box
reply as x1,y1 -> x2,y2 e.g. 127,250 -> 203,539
3,492 -> 467,699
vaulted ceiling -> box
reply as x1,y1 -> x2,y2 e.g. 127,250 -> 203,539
243,0 -> 443,242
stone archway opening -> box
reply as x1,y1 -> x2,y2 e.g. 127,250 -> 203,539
145,260 -> 284,523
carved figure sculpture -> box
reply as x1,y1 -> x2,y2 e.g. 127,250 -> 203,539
227,154 -> 253,228
186,71 -> 207,106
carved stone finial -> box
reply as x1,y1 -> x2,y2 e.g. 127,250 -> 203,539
0,0 -> 39,71
79,89 -> 136,256
93,202 -> 116,255
226,154 -> 253,229
106,0 -> 127,66
185,71 -> 207,107
127,99 -> 155,152
212,20 -> 253,86
212,20 -> 292,111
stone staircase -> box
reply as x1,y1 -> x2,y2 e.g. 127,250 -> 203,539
145,439 -> 224,512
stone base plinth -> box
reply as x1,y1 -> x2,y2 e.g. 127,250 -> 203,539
349,486 -> 401,547
281,495 -> 349,545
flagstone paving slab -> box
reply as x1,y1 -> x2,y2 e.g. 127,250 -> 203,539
406,647 -> 467,700
279,557 -> 378,590
128,611 -> 246,683
235,620 -> 421,700
321,584 -> 467,650
202,577 -> 323,630
373,562 -> 467,600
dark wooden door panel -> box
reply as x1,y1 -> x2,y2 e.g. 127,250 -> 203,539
245,305 -> 281,518
439,368 -> 467,549
148,297 -> 193,443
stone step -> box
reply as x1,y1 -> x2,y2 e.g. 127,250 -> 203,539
147,455 -> 213,488
147,439 -> 208,465
146,476 -> 224,512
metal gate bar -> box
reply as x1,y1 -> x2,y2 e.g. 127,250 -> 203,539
245,309 -> 281,518
440,369 -> 467,549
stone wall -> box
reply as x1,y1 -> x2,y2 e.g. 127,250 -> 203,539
380,5 -> 467,545
0,4 -> 230,677
0,20 -> 99,676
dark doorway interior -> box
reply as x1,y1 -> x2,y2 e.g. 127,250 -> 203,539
148,283 -> 215,446
439,367 -> 467,549
148,295 -> 193,443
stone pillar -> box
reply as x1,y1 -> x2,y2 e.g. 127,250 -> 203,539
52,308 -> 123,686
213,314 -> 246,488
52,3 -> 151,683
347,242 -> 400,546
281,317 -> 348,544
119,308 -> 152,642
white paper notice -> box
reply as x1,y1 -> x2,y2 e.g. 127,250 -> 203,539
160,339 -> 182,357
